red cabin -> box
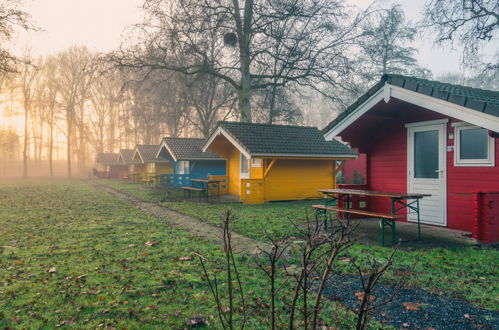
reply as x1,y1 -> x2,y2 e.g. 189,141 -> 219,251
323,74 -> 499,244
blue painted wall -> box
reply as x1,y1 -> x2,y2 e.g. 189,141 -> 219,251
188,160 -> 226,180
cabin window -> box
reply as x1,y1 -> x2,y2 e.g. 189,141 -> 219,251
178,161 -> 190,174
240,154 -> 250,178
454,124 -> 495,166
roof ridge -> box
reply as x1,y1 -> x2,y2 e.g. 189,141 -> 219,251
163,137 -> 205,140
219,121 -> 318,130
384,73 -> 499,96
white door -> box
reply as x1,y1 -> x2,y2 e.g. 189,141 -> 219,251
407,121 -> 447,226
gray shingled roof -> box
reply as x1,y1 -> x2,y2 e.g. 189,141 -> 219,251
322,74 -> 499,134
213,121 -> 357,157
119,149 -> 140,164
96,153 -> 122,166
162,137 -> 223,161
135,145 -> 168,163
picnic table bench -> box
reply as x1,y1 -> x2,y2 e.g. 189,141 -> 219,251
312,189 -> 431,246
181,179 -> 221,202
181,186 -> 208,200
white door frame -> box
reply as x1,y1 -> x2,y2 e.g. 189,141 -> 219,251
406,120 -> 447,226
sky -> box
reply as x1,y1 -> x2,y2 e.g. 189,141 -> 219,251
8,0 -> 465,77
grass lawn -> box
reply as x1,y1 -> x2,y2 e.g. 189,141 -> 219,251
96,179 -> 499,310
0,179 -> 372,329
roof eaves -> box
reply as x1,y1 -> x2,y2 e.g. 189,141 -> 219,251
252,153 -> 358,158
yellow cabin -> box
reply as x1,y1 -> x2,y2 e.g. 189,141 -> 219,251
132,144 -> 172,180
203,121 -> 358,204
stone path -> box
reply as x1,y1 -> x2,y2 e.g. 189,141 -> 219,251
89,181 -> 266,255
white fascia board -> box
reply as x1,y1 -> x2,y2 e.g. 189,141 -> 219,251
202,127 -> 252,159
389,84 -> 499,132
157,141 -> 177,162
323,87 -> 386,140
253,153 -> 358,159
132,149 -> 144,164
202,127 -> 222,152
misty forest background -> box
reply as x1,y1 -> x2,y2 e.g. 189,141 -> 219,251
0,0 -> 497,177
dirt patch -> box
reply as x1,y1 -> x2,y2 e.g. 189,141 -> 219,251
89,181 -> 266,255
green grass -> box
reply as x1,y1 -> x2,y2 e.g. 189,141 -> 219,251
0,179 -> 374,329
96,179 -> 499,310
98,179 -> 318,240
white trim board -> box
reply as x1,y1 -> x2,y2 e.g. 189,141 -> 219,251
202,127 -> 252,159
157,141 -> 178,162
324,83 -> 499,139
132,149 -> 144,164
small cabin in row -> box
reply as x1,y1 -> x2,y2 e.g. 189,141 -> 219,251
95,153 -> 125,178
118,149 -> 143,178
203,121 -> 358,204
132,145 -> 171,180
157,137 -> 226,187
322,74 -> 499,243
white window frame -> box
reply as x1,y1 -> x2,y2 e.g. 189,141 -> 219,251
178,161 -> 190,174
240,153 -> 250,179
453,123 -> 495,167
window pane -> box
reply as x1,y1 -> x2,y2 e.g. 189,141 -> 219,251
241,154 -> 249,173
414,130 -> 438,178
460,128 -> 488,159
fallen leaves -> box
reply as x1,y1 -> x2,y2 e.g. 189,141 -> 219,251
354,291 -> 376,303
172,256 -> 192,262
402,302 -> 423,311
186,316 -> 209,327
144,241 -> 158,246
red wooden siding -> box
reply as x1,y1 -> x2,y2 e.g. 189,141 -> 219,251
338,98 -> 499,232
341,153 -> 366,184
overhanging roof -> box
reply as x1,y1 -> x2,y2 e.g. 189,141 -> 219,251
158,137 -> 223,162
203,121 -> 358,159
118,149 -> 140,165
96,153 -> 122,166
133,145 -> 169,164
323,74 -> 499,139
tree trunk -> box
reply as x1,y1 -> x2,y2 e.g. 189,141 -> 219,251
22,105 -> 28,178
66,111 -> 72,178
48,114 -> 54,177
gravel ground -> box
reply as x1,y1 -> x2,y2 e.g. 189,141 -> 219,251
322,275 -> 498,329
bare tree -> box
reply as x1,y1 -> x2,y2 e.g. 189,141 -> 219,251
358,5 -> 431,80
423,0 -> 498,70
38,56 -> 61,176
56,46 -> 95,177
16,55 -> 41,178
0,0 -> 34,74
111,0 -> 370,122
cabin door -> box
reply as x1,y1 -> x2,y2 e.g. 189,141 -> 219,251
407,121 -> 447,226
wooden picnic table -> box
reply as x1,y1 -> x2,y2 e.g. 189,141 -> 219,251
189,178 -> 221,201
313,188 -> 431,246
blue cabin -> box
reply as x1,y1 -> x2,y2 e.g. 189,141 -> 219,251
157,137 -> 226,187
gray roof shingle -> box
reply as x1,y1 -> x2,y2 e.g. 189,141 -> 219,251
162,137 -> 223,161
119,149 -> 140,164
322,74 -> 499,134
135,145 -> 168,163
96,153 -> 122,166
214,121 -> 358,157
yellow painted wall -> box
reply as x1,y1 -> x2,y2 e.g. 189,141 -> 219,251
227,146 -> 240,196
264,159 -> 336,201
146,163 -> 156,177
250,158 -> 264,179
156,163 -> 173,175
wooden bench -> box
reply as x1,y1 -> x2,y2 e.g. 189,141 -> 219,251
311,205 -> 404,246
181,186 -> 207,201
